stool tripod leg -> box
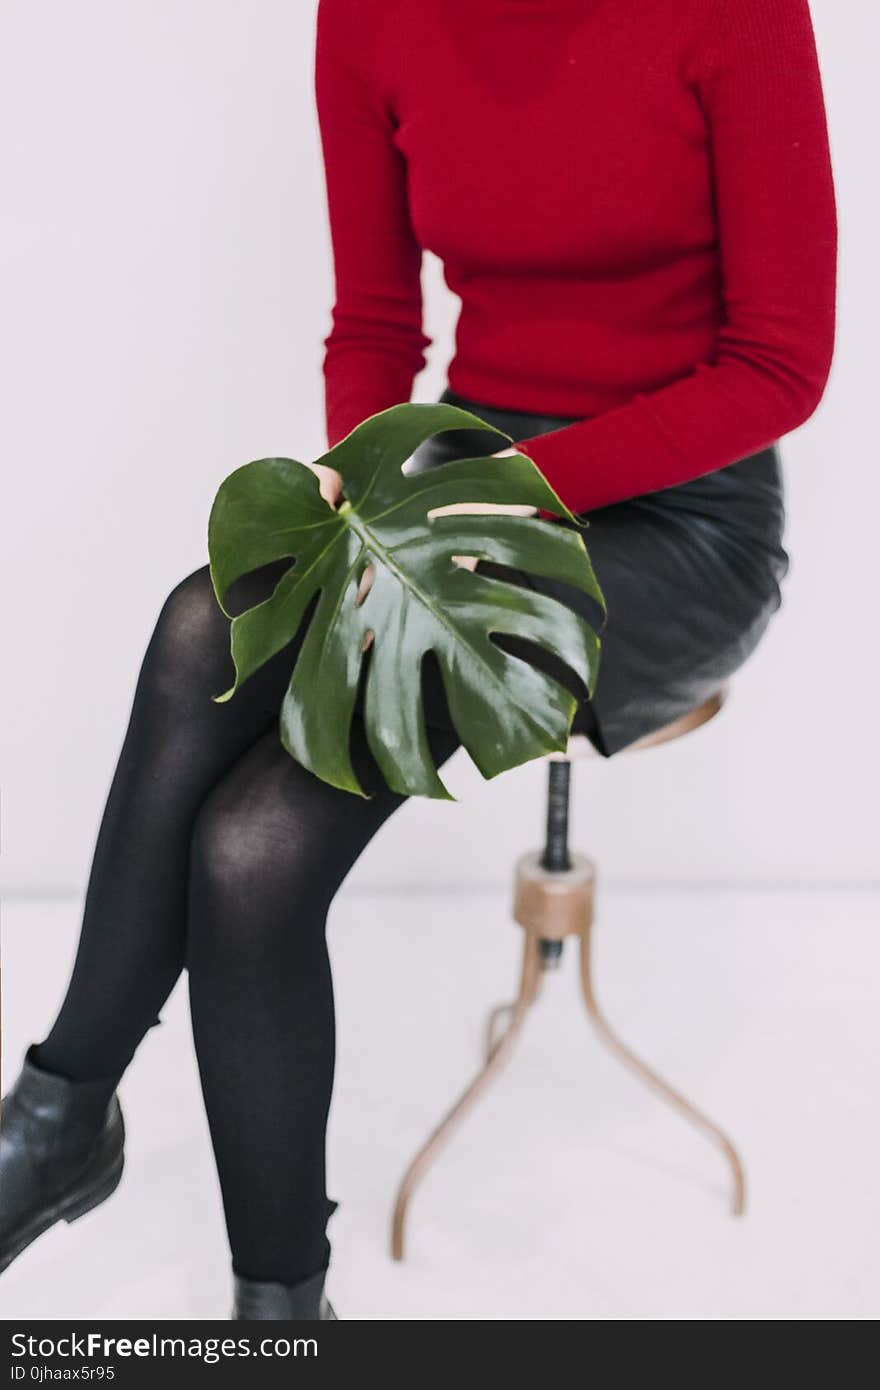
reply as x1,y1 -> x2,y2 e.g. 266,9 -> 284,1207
578,925 -> 746,1217
484,977 -> 545,1062
484,1002 -> 514,1062
391,932 -> 542,1261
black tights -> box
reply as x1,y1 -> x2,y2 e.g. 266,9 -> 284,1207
33,561 -> 460,1284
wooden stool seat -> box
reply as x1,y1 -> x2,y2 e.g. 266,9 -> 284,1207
562,684 -> 728,760
390,685 -> 745,1262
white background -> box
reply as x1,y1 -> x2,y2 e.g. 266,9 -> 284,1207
1,0 -> 877,895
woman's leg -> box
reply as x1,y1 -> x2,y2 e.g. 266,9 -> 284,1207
34,561 -> 303,1082
185,716 -> 461,1285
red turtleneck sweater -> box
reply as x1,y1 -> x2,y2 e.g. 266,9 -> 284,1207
314,0 -> 837,513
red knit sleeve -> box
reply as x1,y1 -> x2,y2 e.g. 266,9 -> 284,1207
314,0 -> 431,449
515,0 -> 838,515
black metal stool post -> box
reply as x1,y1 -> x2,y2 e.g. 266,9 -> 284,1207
538,758 -> 571,969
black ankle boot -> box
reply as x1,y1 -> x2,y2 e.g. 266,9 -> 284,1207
232,1268 -> 337,1320
0,1044 -> 125,1276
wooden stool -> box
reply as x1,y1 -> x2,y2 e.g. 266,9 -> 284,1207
391,684 -> 745,1261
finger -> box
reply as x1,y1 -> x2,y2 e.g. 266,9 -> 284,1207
428,502 -> 537,518
320,478 -> 342,507
355,562 -> 375,605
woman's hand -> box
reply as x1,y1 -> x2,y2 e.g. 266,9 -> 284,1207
308,463 -> 374,645
344,445 -> 538,629
309,447 -> 534,515
428,446 -> 538,523
307,462 -> 344,509
490,445 -> 537,516
426,445 -> 538,573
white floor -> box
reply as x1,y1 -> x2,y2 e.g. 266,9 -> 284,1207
1,887 -> 878,1321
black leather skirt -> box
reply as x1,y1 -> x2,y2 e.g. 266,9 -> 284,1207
409,386 -> 791,758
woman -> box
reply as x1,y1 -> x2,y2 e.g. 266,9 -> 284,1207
0,0 -> 836,1320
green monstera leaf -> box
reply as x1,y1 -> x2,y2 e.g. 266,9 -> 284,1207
208,402 -> 605,799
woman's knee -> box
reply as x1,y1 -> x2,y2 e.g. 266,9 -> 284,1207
186,789 -> 336,973
187,779 -> 330,959
148,566 -> 226,684
190,794 -> 275,901
147,558 -> 295,697
185,741 -> 352,961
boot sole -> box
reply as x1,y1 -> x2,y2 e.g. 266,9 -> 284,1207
0,1150 -> 124,1276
